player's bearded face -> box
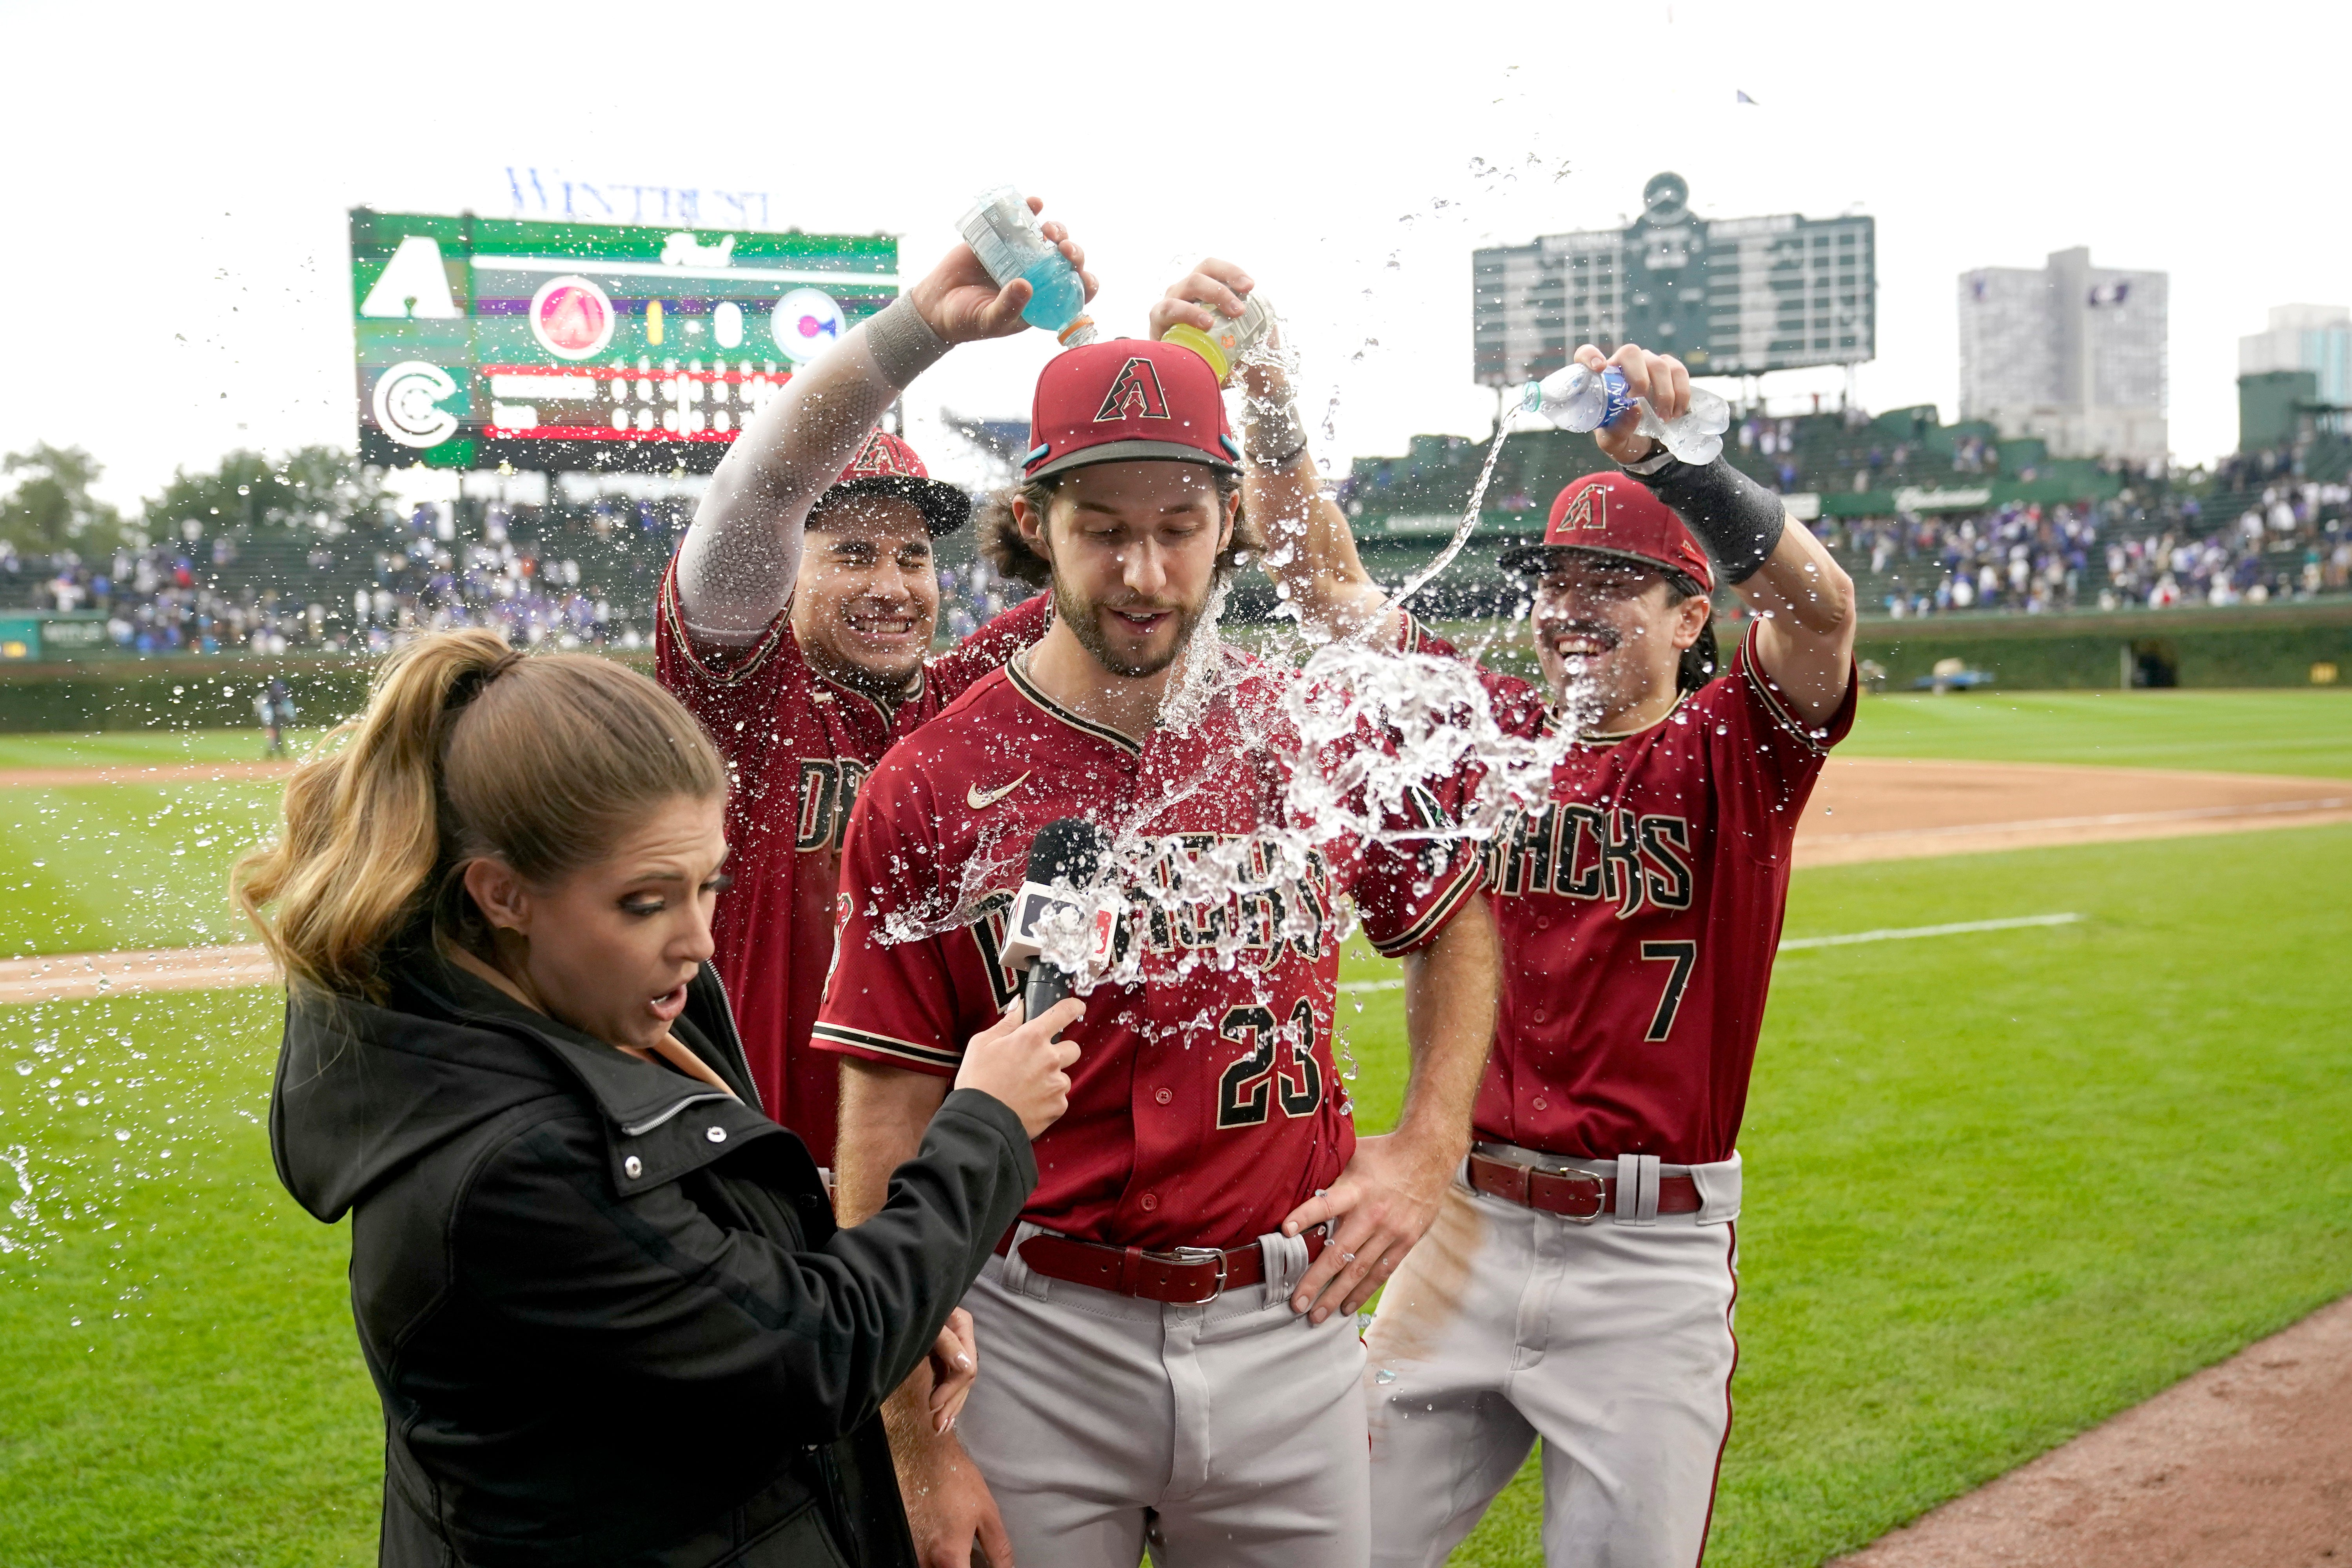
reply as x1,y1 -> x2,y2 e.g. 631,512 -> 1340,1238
1531,555 -> 1695,719
1036,463 -> 1233,679
791,497 -> 941,694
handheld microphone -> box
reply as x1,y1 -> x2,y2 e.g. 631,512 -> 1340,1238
1000,818 -> 1111,1031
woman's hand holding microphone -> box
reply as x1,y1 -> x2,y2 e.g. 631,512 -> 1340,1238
953,997 -> 1084,1138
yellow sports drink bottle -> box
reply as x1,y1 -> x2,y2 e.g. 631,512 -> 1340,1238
1161,294 -> 1275,386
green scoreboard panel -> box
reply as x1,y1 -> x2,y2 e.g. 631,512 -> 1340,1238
351,209 -> 899,474
1473,172 -> 1875,386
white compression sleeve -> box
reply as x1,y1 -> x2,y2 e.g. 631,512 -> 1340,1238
672,297 -> 951,643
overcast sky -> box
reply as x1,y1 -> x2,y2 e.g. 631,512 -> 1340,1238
5,0 -> 2344,510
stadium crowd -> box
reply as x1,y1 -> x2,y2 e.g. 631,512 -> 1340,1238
0,495 -> 1039,658
1821,479 -> 2352,617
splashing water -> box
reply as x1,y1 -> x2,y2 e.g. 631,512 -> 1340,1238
1369,414 -> 1515,629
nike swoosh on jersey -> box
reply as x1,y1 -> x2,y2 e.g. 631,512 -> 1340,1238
966,771 -> 1032,811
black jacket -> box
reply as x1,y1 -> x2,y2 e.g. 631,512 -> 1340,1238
270,941 -> 1033,1567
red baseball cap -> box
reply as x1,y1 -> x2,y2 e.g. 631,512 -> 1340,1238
1498,472 -> 1716,594
1021,339 -> 1241,483
814,430 -> 971,535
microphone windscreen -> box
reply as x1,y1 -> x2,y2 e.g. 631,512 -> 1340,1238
1026,817 -> 1109,888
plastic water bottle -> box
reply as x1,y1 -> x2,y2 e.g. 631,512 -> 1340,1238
957,187 -> 1098,348
1519,364 -> 1634,434
1162,294 -> 1276,385
1518,363 -> 1731,464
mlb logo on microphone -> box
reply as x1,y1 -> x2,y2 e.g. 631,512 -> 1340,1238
1002,884 -> 1119,976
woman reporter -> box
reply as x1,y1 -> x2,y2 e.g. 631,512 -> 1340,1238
236,629 -> 1079,1568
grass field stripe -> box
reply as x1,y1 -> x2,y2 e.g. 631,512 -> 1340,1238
1808,797 -> 2350,845
1336,978 -> 1406,994
1778,912 -> 2081,951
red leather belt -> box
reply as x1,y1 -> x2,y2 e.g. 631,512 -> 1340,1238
1468,1151 -> 1702,1223
993,1228 -> 1327,1305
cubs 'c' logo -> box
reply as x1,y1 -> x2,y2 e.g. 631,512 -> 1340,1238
1093,357 -> 1172,422
1559,484 -> 1607,532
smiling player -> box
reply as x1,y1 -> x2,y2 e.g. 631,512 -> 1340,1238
656,203 -> 1091,1163
1163,254 -> 1859,1566
815,334 -> 1499,1568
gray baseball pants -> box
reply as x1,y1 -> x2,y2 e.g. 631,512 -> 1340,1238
957,1223 -> 1370,1568
1362,1151 -> 1742,1568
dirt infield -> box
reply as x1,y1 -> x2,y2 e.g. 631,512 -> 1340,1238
0,944 -> 276,1005
1831,1295 -> 2352,1567
1796,758 -> 2352,867
0,759 -> 299,788
8,756 -> 2347,858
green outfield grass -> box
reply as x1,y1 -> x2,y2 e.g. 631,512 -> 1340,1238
9,828 -> 2341,1564
1,782 -> 281,957
1842,688 -> 2352,778
4,703 -> 2351,1564
1337,825 -> 2352,1567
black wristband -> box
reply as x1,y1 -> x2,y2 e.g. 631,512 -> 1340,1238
1623,454 -> 1786,584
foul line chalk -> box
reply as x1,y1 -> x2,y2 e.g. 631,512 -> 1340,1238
1777,912 -> 2081,951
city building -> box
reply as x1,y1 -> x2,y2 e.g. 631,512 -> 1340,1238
1957,247 -> 2168,464
1473,172 -> 1874,388
2239,304 -> 2352,408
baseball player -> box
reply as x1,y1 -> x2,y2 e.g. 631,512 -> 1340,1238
656,203 -> 1091,1163
815,334 -> 1501,1568
1165,261 -> 1858,1566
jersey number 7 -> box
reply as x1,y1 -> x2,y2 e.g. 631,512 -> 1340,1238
1639,940 -> 1698,1042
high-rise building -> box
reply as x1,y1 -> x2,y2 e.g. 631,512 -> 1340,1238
2239,304 -> 2352,408
1956,247 -> 2167,463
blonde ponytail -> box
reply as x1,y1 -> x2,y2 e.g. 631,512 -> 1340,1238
233,630 -> 726,1000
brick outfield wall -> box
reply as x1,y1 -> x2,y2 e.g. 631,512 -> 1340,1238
0,606 -> 2345,732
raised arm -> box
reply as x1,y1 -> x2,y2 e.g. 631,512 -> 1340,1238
1149,260 -> 1400,647
1578,343 -> 1857,722
675,202 -> 1095,643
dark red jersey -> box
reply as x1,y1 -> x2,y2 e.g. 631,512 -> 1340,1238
1405,617 -> 1855,1165
813,654 -> 1484,1252
654,563 -> 1049,1163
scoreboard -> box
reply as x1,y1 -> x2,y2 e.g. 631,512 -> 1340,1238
351,209 -> 898,474
1473,172 -> 1874,387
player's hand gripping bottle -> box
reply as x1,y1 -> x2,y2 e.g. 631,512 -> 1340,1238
958,187 -> 1098,347
1161,293 -> 1277,386
1518,363 -> 1731,464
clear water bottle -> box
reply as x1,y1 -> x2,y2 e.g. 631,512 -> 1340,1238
1518,363 -> 1731,464
1519,364 -> 1633,434
957,187 -> 1098,347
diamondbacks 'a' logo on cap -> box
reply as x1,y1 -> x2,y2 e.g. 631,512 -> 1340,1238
846,432 -> 919,478
1093,357 -> 1172,422
1559,484 -> 1607,532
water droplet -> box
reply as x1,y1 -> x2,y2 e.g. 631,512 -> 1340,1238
113,1129 -> 130,1142
1376,1367 -> 1399,1384
11,1062 -> 29,1076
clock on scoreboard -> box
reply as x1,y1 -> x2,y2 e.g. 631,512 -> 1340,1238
351,209 -> 899,474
